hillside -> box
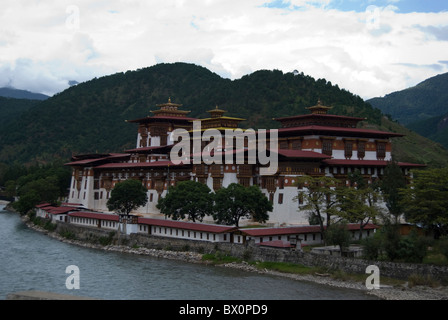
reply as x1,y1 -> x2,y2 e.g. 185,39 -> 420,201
0,87 -> 49,100
367,72 -> 448,125
365,117 -> 448,168
406,112 -> 448,150
0,96 -> 42,126
0,62 -> 445,167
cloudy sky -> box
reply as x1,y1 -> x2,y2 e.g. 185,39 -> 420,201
0,0 -> 447,99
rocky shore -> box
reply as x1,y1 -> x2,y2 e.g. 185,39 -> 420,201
17,213 -> 448,300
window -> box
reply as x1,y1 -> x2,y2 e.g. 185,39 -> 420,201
279,141 -> 288,149
278,193 -> 283,204
213,177 -> 222,191
358,141 -> 366,160
292,140 -> 302,150
322,139 -> 333,156
344,141 -> 353,159
376,142 -> 386,160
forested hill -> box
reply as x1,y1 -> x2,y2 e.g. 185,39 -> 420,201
0,87 -> 49,100
0,62 -> 446,167
367,72 -> 448,125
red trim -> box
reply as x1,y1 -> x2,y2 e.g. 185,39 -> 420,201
274,114 -> 365,122
138,217 -> 237,234
95,160 -> 186,169
276,149 -> 331,159
241,224 -> 378,237
127,115 -> 197,123
276,125 -> 404,138
324,159 -> 426,167
68,211 -> 119,221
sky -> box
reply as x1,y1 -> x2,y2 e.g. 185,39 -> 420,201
0,0 -> 447,99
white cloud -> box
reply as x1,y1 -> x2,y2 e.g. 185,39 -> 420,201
0,0 -> 447,99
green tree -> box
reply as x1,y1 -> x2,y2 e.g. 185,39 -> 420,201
335,171 -> 382,239
13,176 -> 60,214
325,223 -> 351,255
156,180 -> 213,222
213,183 -> 272,227
295,175 -> 340,241
380,161 -> 407,223
400,167 -> 448,238
107,179 -> 148,215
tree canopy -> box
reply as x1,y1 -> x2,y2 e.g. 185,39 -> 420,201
107,179 -> 148,215
156,180 -> 214,222
213,183 -> 272,227
400,167 -> 448,238
295,175 -> 340,240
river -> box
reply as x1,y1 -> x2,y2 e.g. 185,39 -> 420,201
0,203 -> 376,300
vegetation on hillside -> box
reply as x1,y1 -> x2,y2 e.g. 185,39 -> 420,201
0,63 -> 384,165
367,72 -> 448,125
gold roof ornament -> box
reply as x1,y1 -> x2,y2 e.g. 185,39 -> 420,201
306,99 -> 332,115
207,105 -> 227,118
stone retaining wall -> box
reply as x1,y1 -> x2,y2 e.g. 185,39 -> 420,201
54,222 -> 448,282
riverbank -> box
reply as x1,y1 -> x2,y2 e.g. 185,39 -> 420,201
14,211 -> 448,301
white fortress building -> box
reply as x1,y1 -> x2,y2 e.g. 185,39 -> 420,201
65,98 -> 423,226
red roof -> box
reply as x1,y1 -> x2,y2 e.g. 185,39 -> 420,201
276,149 -> 331,159
276,125 -> 404,138
241,224 -> 378,237
42,206 -> 79,214
68,211 -> 119,221
323,159 -> 426,167
127,115 -> 197,123
95,160 -> 186,169
65,153 -> 130,166
138,217 -> 237,233
124,145 -> 172,153
36,203 -> 52,208
274,114 -> 365,122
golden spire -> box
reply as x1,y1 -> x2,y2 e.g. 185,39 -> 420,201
306,99 -> 332,115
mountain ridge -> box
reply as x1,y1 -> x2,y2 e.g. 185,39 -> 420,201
367,72 -> 448,125
0,87 -> 49,100
0,62 -> 446,167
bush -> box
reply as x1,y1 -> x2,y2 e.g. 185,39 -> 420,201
397,231 -> 428,263
408,273 -> 440,288
362,234 -> 382,260
436,236 -> 448,259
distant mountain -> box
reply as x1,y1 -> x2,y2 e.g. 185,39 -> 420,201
0,62 -> 446,167
407,111 -> 448,149
367,72 -> 448,125
0,87 -> 49,100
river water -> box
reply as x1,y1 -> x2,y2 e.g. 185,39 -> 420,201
0,204 -> 376,300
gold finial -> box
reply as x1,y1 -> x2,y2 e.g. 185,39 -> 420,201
168,97 -> 171,103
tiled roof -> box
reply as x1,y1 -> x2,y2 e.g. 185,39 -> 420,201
138,217 -> 237,233
95,160 -> 186,169
42,206 -> 79,214
68,211 -> 119,221
276,125 -> 404,138
274,114 -> 366,121
241,224 -> 378,237
65,153 -> 130,166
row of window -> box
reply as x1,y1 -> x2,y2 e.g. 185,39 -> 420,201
138,225 -> 231,242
